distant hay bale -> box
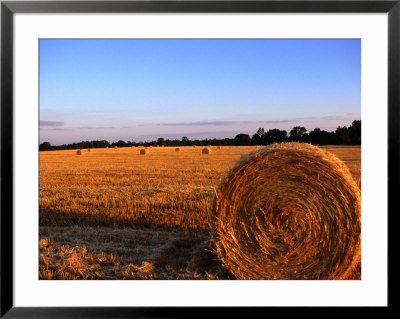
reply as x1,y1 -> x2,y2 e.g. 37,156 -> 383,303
217,146 -> 221,150
87,148 -> 91,152
202,147 -> 212,154
140,149 -> 148,155
113,146 -> 118,149
175,147 -> 180,152
210,142 -> 361,280
76,149 -> 83,155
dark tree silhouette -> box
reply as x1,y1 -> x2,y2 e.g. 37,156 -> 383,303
39,120 -> 360,150
181,136 -> 189,146
116,140 -> 127,147
234,133 -> 251,146
264,129 -> 288,144
308,128 -> 337,145
348,120 -> 361,144
289,126 -> 307,141
39,142 -> 53,151
157,138 -> 165,146
251,127 -> 264,145
335,126 -> 351,145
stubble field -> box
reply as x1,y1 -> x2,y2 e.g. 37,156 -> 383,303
39,145 -> 361,280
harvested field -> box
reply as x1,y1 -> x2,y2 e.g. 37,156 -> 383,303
39,145 -> 361,280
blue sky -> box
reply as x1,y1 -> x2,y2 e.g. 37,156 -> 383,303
39,39 -> 360,145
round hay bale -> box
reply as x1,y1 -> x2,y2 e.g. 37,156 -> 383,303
217,146 -> 221,150
175,147 -> 180,152
87,148 -> 91,152
210,142 -> 361,280
140,149 -> 148,155
113,146 -> 118,149
202,147 -> 212,155
76,149 -> 83,155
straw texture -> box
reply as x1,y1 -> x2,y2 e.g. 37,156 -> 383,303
210,142 -> 361,280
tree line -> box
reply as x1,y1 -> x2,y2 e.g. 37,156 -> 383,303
39,120 -> 360,151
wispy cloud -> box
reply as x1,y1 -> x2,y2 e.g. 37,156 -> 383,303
160,121 -> 234,126
295,113 -> 359,121
78,126 -> 115,130
294,116 -> 317,121
321,115 -> 354,121
40,120 -> 64,127
159,120 -> 298,127
52,128 -> 70,131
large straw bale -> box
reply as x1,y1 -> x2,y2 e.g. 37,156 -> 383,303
140,149 -> 148,155
175,147 -> 181,152
210,142 -> 361,280
202,147 -> 212,154
76,149 -> 83,155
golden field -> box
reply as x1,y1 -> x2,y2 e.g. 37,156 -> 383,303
39,145 -> 361,280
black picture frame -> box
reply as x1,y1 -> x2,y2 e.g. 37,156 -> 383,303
1,0 -> 396,317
